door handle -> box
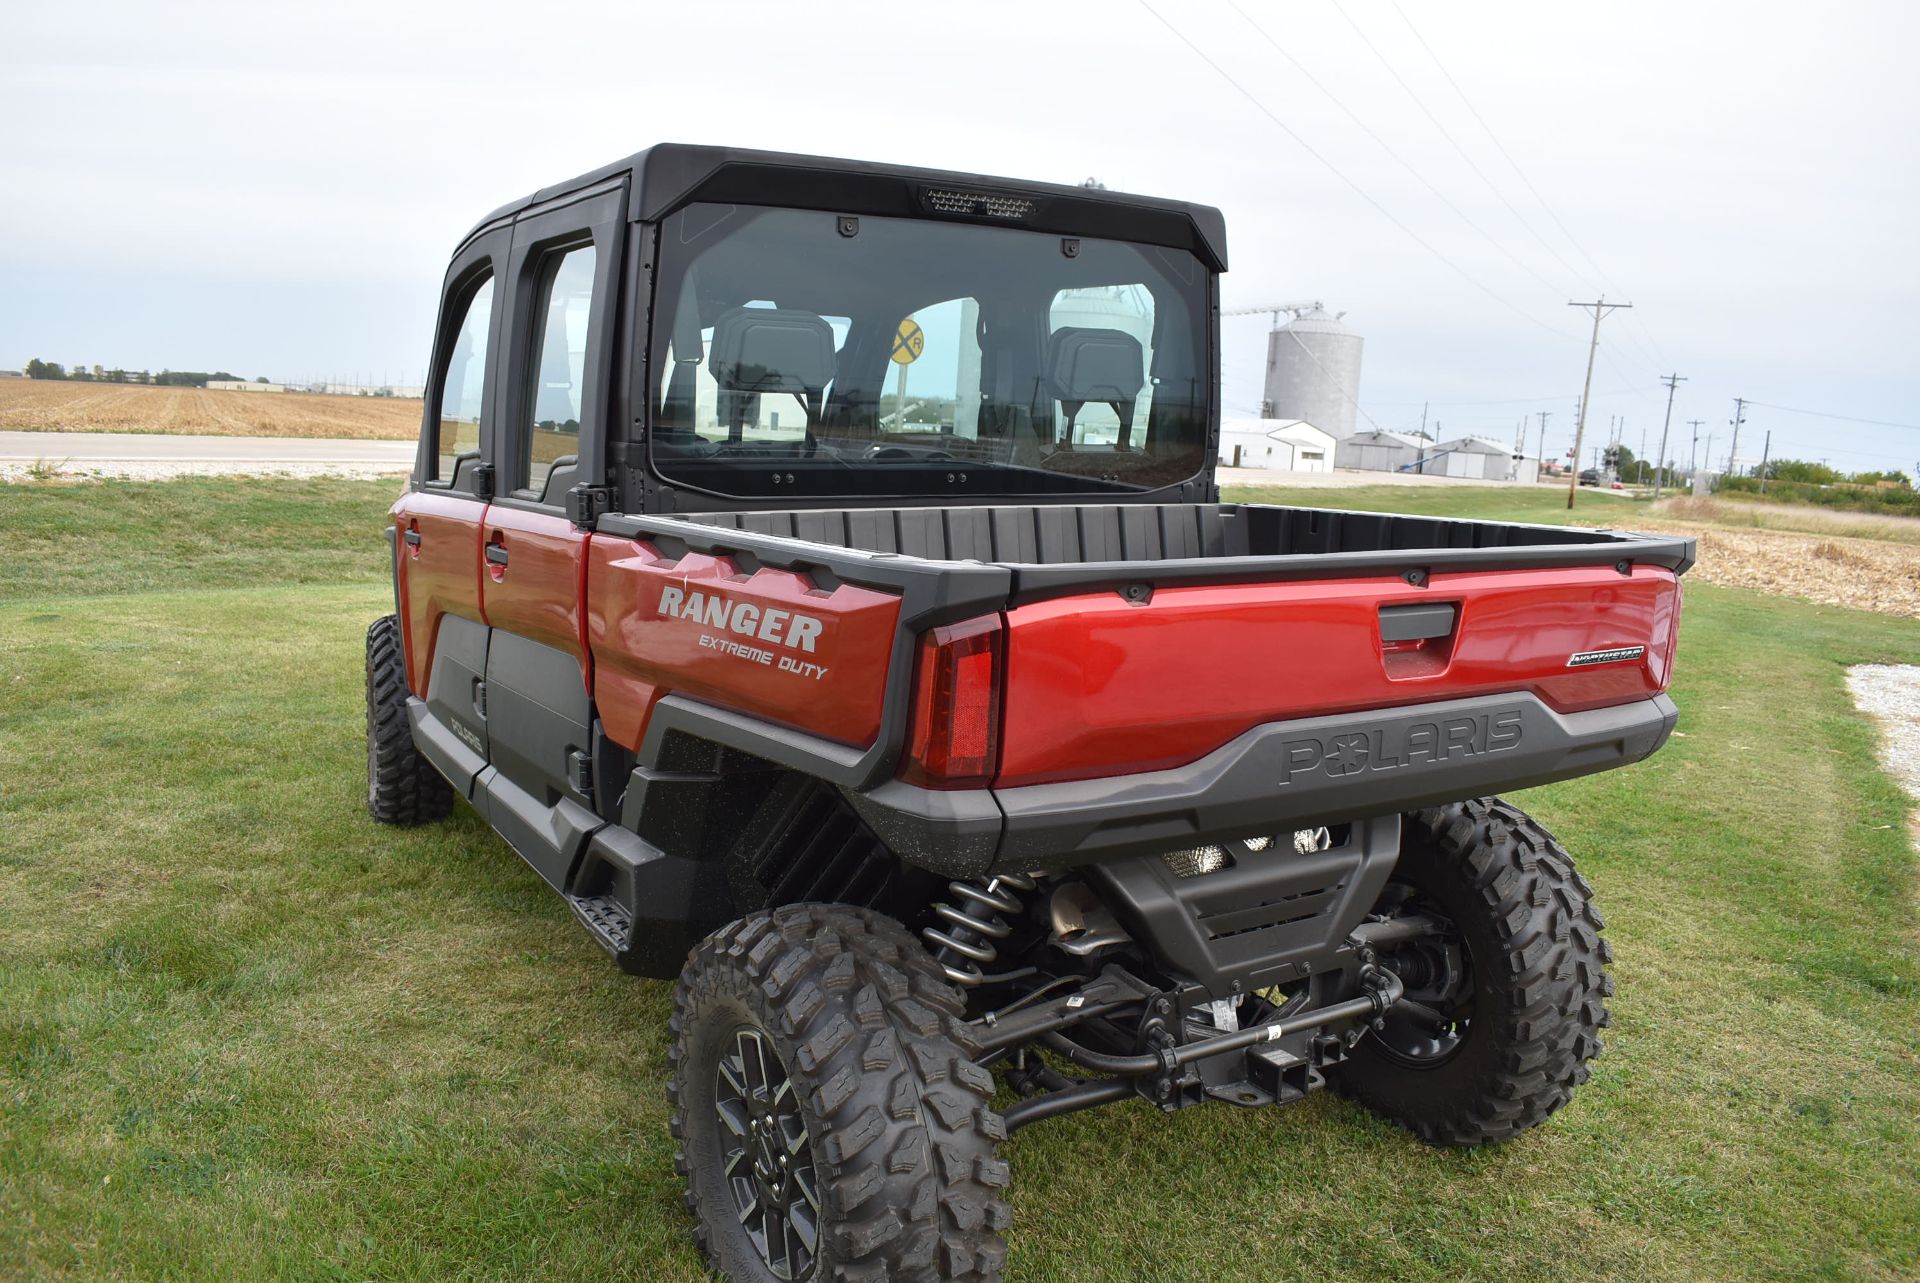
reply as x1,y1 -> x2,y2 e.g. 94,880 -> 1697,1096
485,543 -> 510,566
403,530 -> 422,547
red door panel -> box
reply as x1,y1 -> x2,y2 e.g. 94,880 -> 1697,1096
479,505 -> 591,684
587,537 -> 902,753
391,490 -> 487,695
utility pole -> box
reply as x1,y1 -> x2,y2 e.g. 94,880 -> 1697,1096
1704,432 -> 1714,486
1727,397 -> 1748,475
1757,431 -> 1772,495
1686,418 -> 1706,479
1535,410 -> 1551,476
1566,297 -> 1632,509
1653,373 -> 1686,500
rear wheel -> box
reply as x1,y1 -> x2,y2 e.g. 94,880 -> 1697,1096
670,904 -> 1010,1282
364,615 -> 453,826
1336,797 -> 1612,1146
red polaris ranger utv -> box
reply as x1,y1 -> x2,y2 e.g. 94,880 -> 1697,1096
366,145 -> 1690,1283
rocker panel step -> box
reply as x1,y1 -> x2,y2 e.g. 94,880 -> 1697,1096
567,893 -> 634,956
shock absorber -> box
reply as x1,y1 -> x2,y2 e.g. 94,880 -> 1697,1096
922,874 -> 1037,987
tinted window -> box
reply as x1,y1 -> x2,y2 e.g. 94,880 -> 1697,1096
650,204 -> 1209,499
436,276 -> 493,480
521,244 -> 596,495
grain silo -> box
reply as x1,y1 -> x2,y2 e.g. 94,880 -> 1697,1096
1262,305 -> 1364,440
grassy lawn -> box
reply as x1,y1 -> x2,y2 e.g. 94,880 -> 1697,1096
3,479 -> 1918,1281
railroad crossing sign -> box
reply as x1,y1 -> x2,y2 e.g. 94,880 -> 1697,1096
890,317 -> 925,365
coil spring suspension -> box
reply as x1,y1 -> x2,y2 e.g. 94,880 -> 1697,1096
922,873 -> 1037,986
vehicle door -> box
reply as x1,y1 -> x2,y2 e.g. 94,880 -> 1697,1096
477,181 -> 625,874
394,227 -> 509,791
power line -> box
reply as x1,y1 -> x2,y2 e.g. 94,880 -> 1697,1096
1223,0 -> 1575,302
1383,0 -> 1677,377
1743,400 -> 1920,431
1331,0 -> 1593,294
1134,0 -> 1581,342
1596,348 -> 1663,406
1360,388 -> 1641,408
1383,0 -> 1609,296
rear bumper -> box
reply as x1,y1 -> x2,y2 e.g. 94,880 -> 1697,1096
849,692 -> 1678,875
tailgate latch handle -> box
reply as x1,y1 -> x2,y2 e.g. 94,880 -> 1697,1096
1379,602 -> 1457,643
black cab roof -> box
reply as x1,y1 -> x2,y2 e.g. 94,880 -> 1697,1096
457,143 -> 1227,271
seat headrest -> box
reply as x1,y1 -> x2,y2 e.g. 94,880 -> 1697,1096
1045,327 -> 1145,405
708,307 -> 837,395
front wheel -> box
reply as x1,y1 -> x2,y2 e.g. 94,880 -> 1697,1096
1335,797 -> 1613,1146
364,615 -> 453,826
669,904 -> 1010,1283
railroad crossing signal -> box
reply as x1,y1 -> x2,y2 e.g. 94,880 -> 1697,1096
890,317 -> 925,365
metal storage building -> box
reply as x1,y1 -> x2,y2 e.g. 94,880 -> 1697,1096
1430,436 -> 1534,483
1218,418 -> 1337,472
1342,430 -> 1426,473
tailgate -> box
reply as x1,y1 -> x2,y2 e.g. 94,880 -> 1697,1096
995,564 -> 1681,787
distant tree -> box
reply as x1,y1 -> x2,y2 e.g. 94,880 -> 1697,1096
256,375 -> 270,383
1849,469 -> 1912,488
24,357 -> 56,379
1765,459 -> 1841,485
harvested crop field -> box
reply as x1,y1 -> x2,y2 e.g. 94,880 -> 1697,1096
0,380 -> 421,439
1651,495 -> 1920,546
1227,483 -> 1920,622
1637,521 -> 1920,620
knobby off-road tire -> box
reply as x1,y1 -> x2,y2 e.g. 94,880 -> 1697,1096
670,904 -> 1010,1283
364,615 -> 454,826
1336,797 -> 1612,1146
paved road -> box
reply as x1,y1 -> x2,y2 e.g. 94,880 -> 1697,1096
3,436 -> 1629,498
0,430 -> 415,480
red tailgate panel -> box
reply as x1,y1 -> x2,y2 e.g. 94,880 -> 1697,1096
996,565 -> 1680,787
587,538 -> 902,752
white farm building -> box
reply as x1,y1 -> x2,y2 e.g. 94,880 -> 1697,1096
1218,418 -> 1336,472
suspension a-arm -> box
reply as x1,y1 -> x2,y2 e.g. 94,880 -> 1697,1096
985,965 -> 1406,1133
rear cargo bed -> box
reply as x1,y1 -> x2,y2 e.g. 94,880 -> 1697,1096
588,499 -> 1692,855
658,501 -> 1694,604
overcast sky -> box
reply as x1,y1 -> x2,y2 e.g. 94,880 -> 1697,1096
4,0 -> 1916,472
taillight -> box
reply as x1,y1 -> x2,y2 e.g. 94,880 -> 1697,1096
1661,580 -> 1685,688
900,615 -> 1003,788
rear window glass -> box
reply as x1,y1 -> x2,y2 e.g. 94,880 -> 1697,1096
649,204 -> 1209,499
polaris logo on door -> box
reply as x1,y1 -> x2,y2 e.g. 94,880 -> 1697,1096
1277,709 -> 1523,786
1566,645 -> 1647,668
656,585 -> 824,653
